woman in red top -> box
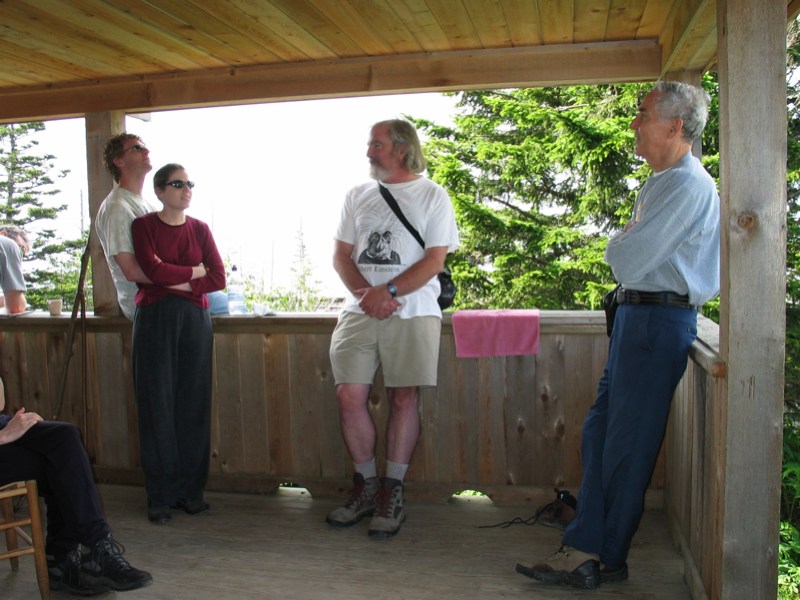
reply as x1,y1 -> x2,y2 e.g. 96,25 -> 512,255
131,163 -> 226,525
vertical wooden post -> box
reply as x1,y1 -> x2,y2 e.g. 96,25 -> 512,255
85,112 -> 125,317
717,1 -> 786,598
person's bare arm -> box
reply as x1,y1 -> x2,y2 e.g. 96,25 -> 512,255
113,252 -> 152,284
333,240 -> 400,319
332,240 -> 371,293
0,407 -> 43,445
382,246 -> 447,297
1,290 -> 27,314
356,246 -> 446,318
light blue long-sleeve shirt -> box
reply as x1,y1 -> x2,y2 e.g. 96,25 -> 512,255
604,152 -> 720,307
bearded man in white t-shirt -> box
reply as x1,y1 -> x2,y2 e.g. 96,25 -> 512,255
326,119 -> 459,538
95,133 -> 156,320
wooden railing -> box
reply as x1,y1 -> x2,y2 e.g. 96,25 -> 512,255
0,311 -> 719,518
666,316 -> 725,600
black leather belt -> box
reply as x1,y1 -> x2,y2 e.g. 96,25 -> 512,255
615,288 -> 693,309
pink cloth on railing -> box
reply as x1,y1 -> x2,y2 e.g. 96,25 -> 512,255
451,309 -> 540,358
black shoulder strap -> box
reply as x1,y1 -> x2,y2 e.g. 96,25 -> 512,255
378,184 -> 425,249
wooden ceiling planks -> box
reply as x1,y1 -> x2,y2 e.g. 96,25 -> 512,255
423,0 -> 483,51
605,0 -> 649,42
348,0 -> 425,54
501,0 -> 544,46
574,0 -> 611,44
306,0 -> 398,56
264,0 -> 367,59
0,0 -> 794,122
40,0 -> 222,72
660,0 -> 717,74
462,0 -> 513,49
538,0 -> 574,44
113,0 -> 285,66
390,0 -> 454,52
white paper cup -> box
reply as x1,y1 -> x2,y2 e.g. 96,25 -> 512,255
46,298 -> 62,316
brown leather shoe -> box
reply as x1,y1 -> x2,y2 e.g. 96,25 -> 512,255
534,487 -> 577,529
516,546 -> 600,589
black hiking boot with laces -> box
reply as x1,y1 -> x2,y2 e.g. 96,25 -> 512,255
82,535 -> 152,591
48,548 -> 108,596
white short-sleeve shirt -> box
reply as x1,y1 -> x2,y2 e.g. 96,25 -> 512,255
335,177 -> 459,318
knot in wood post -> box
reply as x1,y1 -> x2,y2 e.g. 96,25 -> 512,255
736,211 -> 757,232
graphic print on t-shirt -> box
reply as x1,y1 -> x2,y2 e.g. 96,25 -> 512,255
358,230 -> 401,264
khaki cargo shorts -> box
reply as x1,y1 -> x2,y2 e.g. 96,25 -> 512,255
329,312 -> 441,388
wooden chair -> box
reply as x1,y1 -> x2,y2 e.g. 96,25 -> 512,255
0,480 -> 50,599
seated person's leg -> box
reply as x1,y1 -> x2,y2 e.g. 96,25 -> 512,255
9,420 -> 110,549
2,419 -> 153,593
0,436 -> 107,595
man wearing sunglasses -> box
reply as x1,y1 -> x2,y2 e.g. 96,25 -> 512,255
96,134 -> 157,320
0,225 -> 30,315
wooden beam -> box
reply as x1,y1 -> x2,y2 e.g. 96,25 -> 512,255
660,0 -> 717,75
790,0 -> 800,21
716,0 -> 786,598
0,41 -> 660,123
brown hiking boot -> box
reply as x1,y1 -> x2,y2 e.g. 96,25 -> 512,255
516,545 -> 600,589
535,487 -> 577,529
367,477 -> 406,538
326,473 -> 380,527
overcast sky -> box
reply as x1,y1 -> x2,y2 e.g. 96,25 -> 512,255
35,92 -> 458,295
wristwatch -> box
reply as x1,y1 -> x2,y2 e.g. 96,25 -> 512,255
387,283 -> 398,298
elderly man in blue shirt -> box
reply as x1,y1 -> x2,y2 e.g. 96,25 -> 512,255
517,81 -> 720,590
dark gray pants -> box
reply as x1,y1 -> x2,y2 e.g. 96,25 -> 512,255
132,294 -> 213,508
0,418 -> 111,554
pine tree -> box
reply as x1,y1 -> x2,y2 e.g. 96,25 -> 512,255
0,122 -> 86,309
414,84 -> 650,310
251,226 -> 326,312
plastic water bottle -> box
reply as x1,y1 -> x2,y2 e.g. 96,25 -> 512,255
227,265 -> 248,314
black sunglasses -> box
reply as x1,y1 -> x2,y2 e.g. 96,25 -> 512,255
165,180 -> 195,189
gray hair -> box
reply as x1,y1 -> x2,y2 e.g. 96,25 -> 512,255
652,81 -> 710,143
373,119 -> 427,173
0,226 -> 30,256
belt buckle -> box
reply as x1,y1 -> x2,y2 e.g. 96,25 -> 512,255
616,288 -> 640,305
625,289 -> 641,304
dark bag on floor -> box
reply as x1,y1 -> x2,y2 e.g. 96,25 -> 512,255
604,284 -> 621,337
379,184 -> 457,310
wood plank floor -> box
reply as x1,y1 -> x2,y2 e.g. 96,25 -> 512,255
3,484 -> 690,599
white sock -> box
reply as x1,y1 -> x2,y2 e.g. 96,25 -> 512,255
355,458 -> 377,480
386,460 -> 409,482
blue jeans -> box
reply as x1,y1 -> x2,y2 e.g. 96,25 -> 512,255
562,303 -> 697,568
132,295 -> 213,507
